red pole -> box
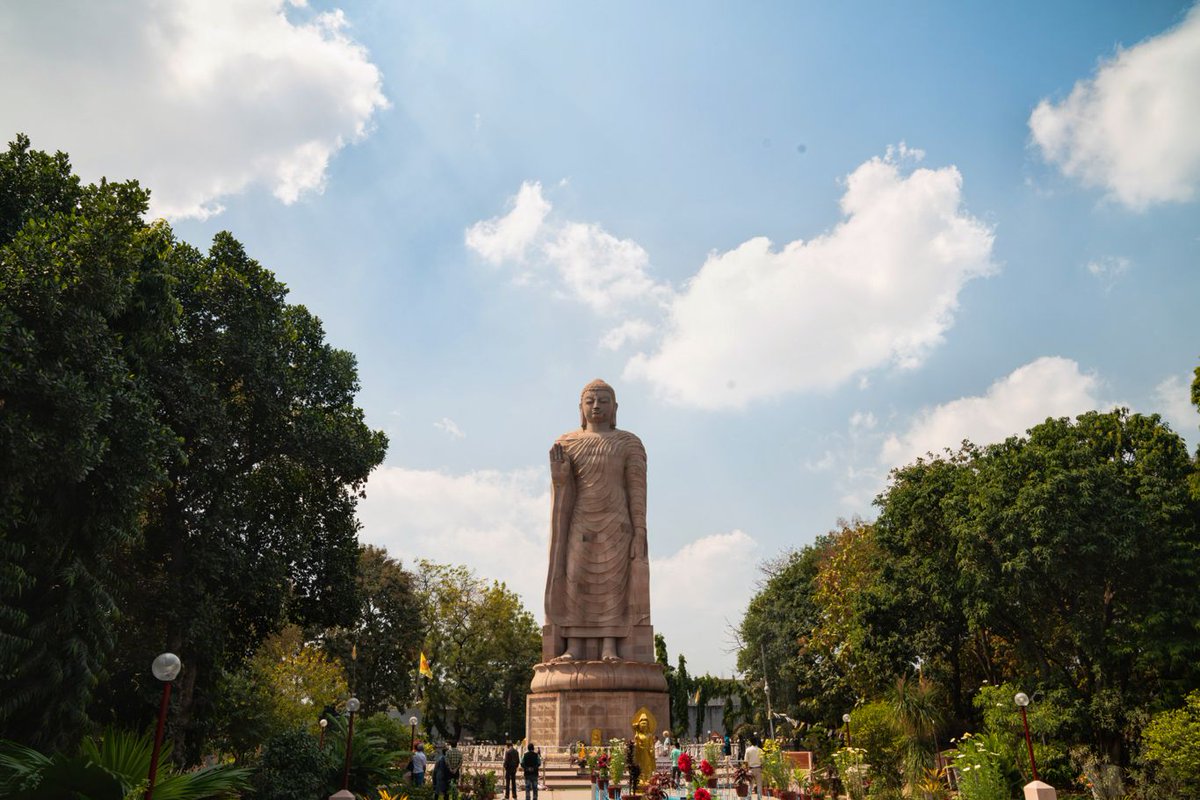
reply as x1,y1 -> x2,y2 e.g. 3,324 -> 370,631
1019,705 -> 1039,781
145,681 -> 172,800
342,711 -> 357,791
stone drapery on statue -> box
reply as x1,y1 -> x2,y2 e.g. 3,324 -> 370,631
527,379 -> 668,747
544,428 -> 650,646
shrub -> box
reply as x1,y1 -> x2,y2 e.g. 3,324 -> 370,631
252,728 -> 331,800
1139,691 -> 1200,798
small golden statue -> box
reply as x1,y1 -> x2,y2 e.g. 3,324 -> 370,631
632,706 -> 657,787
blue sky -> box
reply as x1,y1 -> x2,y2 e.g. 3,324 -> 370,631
3,1 -> 1198,676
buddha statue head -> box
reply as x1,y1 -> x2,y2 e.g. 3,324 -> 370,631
579,378 -> 618,430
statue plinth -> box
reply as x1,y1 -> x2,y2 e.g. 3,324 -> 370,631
527,659 -> 669,747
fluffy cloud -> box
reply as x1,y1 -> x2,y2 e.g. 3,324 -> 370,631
649,530 -> 758,676
0,0 -> 386,219
880,356 -> 1102,468
358,466 -> 550,607
357,464 -> 751,675
626,153 -> 995,409
1086,256 -> 1132,289
1029,7 -> 1200,210
433,417 -> 466,440
464,181 -> 551,265
465,182 -> 671,316
1153,374 -> 1198,446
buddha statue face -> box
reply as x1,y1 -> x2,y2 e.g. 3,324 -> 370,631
578,380 -> 618,429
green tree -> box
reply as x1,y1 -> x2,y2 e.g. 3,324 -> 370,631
322,545 -> 425,714
100,231 -> 387,760
413,562 -> 540,740
0,136 -> 178,750
953,410 -> 1200,764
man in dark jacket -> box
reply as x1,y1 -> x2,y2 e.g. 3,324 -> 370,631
503,742 -> 520,799
521,742 -> 541,800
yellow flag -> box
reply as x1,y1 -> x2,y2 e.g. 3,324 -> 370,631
419,651 -> 433,679
692,687 -> 701,705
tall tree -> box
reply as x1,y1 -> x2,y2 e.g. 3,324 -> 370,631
951,410 -> 1200,764
0,136 -> 177,750
100,232 -> 387,760
321,545 -> 425,714
412,562 -> 540,741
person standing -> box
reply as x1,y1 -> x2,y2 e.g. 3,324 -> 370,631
521,742 -> 542,800
503,741 -> 520,799
432,745 -> 451,800
670,739 -> 682,786
411,742 -> 428,786
744,739 -> 763,798
445,739 -> 464,798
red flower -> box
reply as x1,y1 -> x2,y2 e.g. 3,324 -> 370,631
695,789 -> 712,800
677,752 -> 692,775
699,760 -> 715,777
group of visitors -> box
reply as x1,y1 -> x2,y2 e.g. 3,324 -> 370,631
409,738 -> 542,800
503,741 -> 542,800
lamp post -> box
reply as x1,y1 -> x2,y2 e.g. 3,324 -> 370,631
1014,693 -> 1039,781
319,718 -> 328,749
342,698 -> 361,792
411,715 -> 419,752
145,652 -> 182,800
842,713 -> 852,747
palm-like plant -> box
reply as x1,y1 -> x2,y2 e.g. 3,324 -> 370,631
886,675 -> 944,797
0,728 -> 250,799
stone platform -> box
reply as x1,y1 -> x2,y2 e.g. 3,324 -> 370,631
527,660 -> 669,747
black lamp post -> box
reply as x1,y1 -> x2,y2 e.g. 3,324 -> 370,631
342,698 -> 361,792
145,653 -> 182,800
319,717 -> 328,749
1014,692 -> 1040,781
842,713 -> 852,746
411,715 -> 419,752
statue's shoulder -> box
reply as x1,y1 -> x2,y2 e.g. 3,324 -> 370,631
614,430 -> 645,453
555,430 -> 585,445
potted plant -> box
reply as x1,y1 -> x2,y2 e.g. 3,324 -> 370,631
597,751 -> 611,790
644,770 -> 672,800
625,739 -> 641,796
733,765 -> 752,798
608,740 -> 626,799
699,758 -> 717,789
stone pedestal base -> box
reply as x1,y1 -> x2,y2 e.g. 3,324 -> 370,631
1023,781 -> 1057,800
527,660 -> 669,747
527,687 -> 670,747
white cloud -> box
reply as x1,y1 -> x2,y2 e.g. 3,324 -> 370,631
625,153 -> 995,409
1153,374 -> 1197,444
650,530 -> 759,676
358,466 -> 550,608
849,411 -> 878,431
465,182 -> 671,321
1086,256 -> 1131,289
601,319 -> 656,351
880,357 -> 1102,468
433,417 -> 466,440
464,181 -> 552,264
358,464 -> 750,675
1029,7 -> 1200,210
0,0 -> 386,219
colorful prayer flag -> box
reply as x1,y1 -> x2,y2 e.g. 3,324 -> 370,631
419,651 -> 433,678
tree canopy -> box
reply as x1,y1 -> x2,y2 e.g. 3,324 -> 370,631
0,135 -> 386,757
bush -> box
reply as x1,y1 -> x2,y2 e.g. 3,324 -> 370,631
1139,691 -> 1200,798
252,728 -> 331,800
849,701 -> 903,790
